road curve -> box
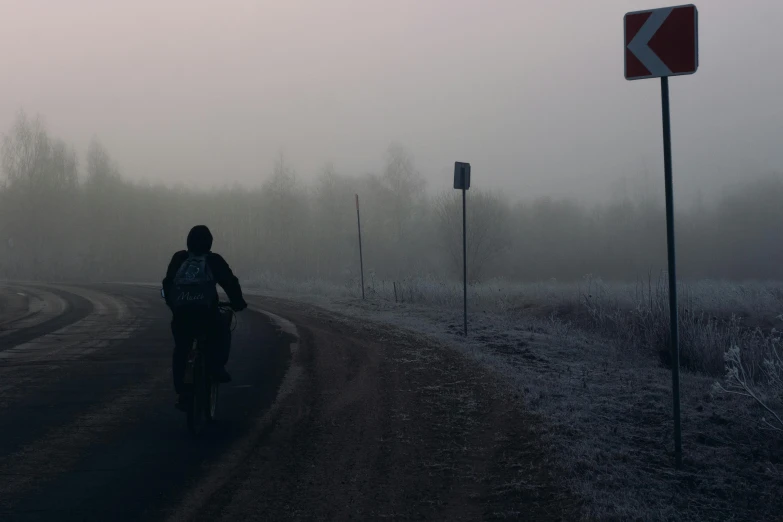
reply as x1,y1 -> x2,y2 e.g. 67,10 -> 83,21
0,284 -> 89,347
0,284 -> 576,521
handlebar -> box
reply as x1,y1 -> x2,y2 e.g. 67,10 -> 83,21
159,289 -> 243,312
218,301 -> 245,311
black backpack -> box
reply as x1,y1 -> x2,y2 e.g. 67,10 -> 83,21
170,253 -> 218,309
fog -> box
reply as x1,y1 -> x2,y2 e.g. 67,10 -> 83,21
1,1 -> 782,284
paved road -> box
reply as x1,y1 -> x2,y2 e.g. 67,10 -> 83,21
0,283 -> 292,522
0,283 -> 576,521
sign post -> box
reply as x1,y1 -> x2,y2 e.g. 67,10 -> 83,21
355,194 -> 365,300
454,162 -> 471,336
624,4 -> 698,469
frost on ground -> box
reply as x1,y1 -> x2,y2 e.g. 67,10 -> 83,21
246,275 -> 783,521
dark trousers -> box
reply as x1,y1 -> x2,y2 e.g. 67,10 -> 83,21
171,308 -> 231,395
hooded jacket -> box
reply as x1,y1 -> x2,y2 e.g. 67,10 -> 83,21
162,225 -> 246,311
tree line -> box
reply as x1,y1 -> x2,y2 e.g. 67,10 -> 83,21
1,111 -> 781,284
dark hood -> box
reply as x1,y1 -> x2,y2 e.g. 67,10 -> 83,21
186,225 -> 213,255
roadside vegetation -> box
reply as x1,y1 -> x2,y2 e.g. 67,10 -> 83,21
2,110 -> 783,286
246,273 -> 783,520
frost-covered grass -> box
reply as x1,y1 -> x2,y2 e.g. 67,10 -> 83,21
248,272 -> 783,379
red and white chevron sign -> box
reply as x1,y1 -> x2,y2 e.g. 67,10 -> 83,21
624,4 -> 698,80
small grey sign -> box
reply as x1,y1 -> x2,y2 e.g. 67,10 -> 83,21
453,162 -> 471,190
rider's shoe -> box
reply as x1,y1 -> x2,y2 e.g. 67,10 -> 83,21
175,394 -> 188,411
214,367 -> 232,383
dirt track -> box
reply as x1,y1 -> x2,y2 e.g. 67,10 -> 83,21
0,283 -> 576,521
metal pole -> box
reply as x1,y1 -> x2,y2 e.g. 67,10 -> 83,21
661,76 -> 682,469
356,194 -> 365,300
462,187 -> 467,336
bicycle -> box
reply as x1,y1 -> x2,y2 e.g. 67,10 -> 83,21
160,288 -> 238,436
181,301 -> 236,435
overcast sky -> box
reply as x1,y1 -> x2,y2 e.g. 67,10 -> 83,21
0,0 -> 780,202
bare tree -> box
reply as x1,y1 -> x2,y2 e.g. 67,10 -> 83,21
85,138 -> 120,189
2,111 -> 51,190
1,112 -> 783,284
435,189 -> 511,282
0,112 -> 80,278
257,151 -> 312,276
382,143 -> 425,243
312,163 -> 355,278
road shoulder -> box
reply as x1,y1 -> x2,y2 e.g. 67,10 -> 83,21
195,297 -> 579,521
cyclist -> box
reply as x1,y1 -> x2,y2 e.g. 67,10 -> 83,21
162,225 -> 247,410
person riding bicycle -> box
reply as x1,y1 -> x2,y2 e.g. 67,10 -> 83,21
162,225 -> 247,410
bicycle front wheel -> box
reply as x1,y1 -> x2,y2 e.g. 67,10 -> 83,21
206,376 -> 219,422
186,348 -> 208,436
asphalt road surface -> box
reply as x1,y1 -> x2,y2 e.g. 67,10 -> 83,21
0,283 -> 576,521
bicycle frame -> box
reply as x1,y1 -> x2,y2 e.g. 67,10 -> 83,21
183,302 -> 234,435
183,334 -> 208,435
